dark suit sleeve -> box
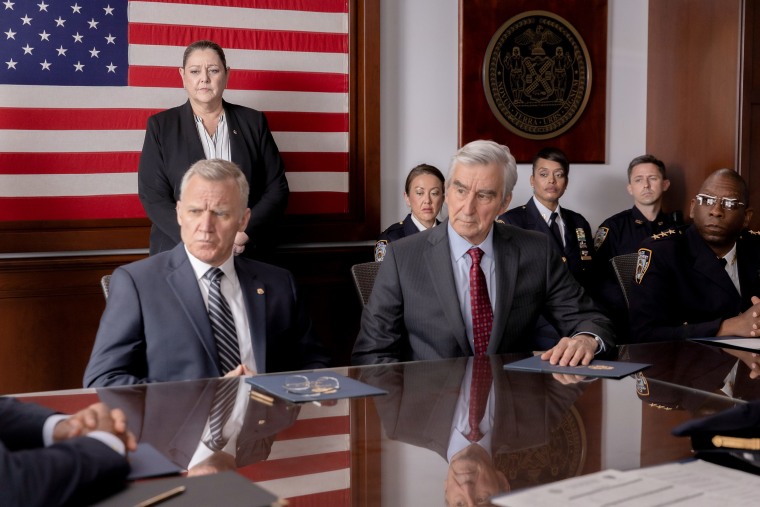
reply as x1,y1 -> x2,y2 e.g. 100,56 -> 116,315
0,398 -> 128,507
137,114 -> 182,246
240,111 -> 289,238
540,236 -> 616,350
352,244 -> 407,364
84,267 -> 150,387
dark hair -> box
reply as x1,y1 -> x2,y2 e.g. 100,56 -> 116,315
532,147 -> 569,176
627,154 -> 667,181
706,168 -> 749,204
404,164 -> 445,195
182,40 -> 228,70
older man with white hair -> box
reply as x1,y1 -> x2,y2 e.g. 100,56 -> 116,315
352,140 -> 615,365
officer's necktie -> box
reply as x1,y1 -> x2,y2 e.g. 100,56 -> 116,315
205,378 -> 239,451
205,267 -> 241,374
466,356 -> 493,442
467,248 -> 493,356
549,212 -> 564,248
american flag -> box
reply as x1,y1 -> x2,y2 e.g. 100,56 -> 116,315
0,0 -> 349,221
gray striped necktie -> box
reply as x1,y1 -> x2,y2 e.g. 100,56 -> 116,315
205,378 -> 239,451
205,267 -> 241,375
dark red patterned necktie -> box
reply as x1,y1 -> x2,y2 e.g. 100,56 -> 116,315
467,247 -> 493,356
466,356 -> 493,442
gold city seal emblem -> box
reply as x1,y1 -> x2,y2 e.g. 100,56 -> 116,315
483,11 -> 592,140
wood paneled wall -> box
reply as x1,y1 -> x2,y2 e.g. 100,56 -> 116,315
647,0 -> 745,222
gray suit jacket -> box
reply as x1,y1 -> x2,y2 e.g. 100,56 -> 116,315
351,220 -> 614,364
84,244 -> 328,387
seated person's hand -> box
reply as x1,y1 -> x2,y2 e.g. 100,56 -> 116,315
721,348 -> 760,380
223,364 -> 254,377
540,334 -> 597,366
54,402 -> 137,452
718,296 -> 760,337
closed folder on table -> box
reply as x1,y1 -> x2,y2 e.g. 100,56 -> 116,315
503,355 -> 651,379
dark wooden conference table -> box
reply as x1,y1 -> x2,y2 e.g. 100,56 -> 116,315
15,341 -> 760,506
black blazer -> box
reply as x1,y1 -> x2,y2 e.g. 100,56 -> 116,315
138,100 -> 289,255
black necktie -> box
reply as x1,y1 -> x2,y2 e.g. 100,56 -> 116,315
549,212 -> 564,248
205,267 -> 241,375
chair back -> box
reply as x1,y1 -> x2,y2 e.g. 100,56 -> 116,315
350,262 -> 381,306
100,274 -> 111,300
610,253 -> 639,307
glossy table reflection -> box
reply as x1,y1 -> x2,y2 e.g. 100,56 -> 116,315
16,341 -> 760,506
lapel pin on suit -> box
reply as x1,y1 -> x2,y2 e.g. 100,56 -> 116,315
257,288 -> 264,295
233,130 -> 238,135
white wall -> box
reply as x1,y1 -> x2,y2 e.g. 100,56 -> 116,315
380,0 -> 649,232
377,2 -> 649,503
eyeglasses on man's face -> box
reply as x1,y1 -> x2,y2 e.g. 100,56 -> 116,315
695,193 -> 746,211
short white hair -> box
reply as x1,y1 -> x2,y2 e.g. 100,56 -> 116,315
447,140 -> 518,200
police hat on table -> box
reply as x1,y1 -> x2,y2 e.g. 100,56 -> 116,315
673,400 -> 760,475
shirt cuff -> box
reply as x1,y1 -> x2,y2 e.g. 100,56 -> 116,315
43,415 -> 126,456
571,332 -> 605,354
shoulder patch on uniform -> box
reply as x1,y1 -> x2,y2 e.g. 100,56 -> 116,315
593,227 -> 609,251
374,240 -> 388,262
635,248 -> 652,284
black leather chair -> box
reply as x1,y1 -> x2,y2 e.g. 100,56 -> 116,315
350,262 -> 381,306
610,253 -> 639,307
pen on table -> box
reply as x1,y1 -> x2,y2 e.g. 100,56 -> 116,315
250,390 -> 274,405
134,485 -> 186,507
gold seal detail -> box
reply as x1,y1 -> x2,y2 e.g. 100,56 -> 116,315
482,11 -> 591,140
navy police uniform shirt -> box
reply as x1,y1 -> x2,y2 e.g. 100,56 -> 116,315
591,207 -> 677,342
375,214 -> 440,261
629,225 -> 760,343
499,199 -> 594,290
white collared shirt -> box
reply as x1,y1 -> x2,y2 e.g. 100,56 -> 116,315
448,222 -> 497,351
194,112 -> 231,161
410,213 -> 436,232
720,243 -> 740,294
533,196 -> 565,246
185,247 -> 255,374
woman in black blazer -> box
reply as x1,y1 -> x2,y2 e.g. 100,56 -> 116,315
138,40 -> 289,257
374,164 -> 445,261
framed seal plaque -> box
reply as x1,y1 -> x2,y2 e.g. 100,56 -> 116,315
483,11 -> 592,140
460,0 -> 607,163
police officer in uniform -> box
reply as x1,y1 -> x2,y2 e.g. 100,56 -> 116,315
499,147 -> 594,290
375,164 -> 445,261
629,169 -> 760,344
592,155 -> 679,342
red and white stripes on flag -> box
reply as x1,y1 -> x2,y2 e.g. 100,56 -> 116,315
239,399 -> 351,506
0,0 -> 350,221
